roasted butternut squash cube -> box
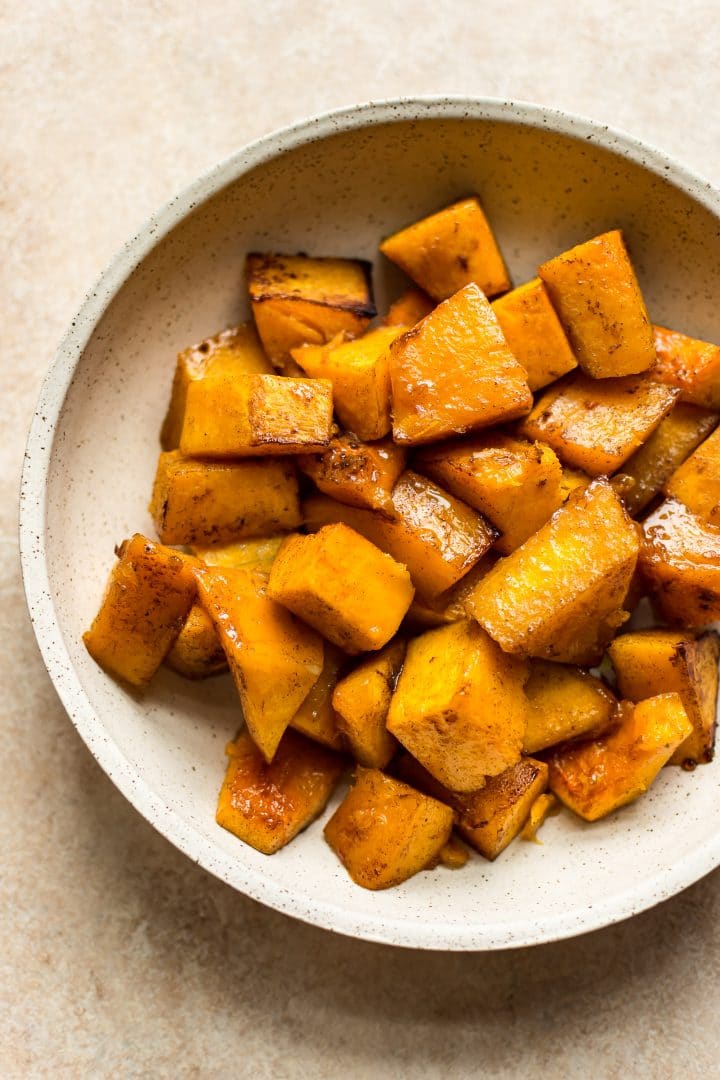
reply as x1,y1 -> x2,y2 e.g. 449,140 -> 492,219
416,435 -> 563,554
491,277 -> 577,391
664,424 -> 720,526
548,694 -> 693,821
83,534 -> 197,686
297,433 -> 406,510
195,567 -> 324,762
165,603 -> 228,679
538,230 -> 656,378
389,283 -> 532,445
639,498 -> 720,626
332,639 -> 405,768
523,661 -> 618,753
402,555 -> 499,631
160,323 -> 272,450
290,644 -> 346,751
383,287 -> 434,327
387,620 -> 527,791
620,404 -> 718,517
302,470 -> 495,600
469,480 -> 640,665
518,373 -> 679,476
149,451 -> 301,546
246,253 -> 375,369
190,535 -> 285,570
268,524 -> 414,654
217,729 -> 344,854
520,793 -> 560,842
323,768 -> 453,889
608,629 -> 720,768
653,325 -> 720,409
379,197 -> 510,301
179,372 -> 333,457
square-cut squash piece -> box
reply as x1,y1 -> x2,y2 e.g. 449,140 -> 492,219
302,471 -> 495,600
549,694 -> 692,821
538,230 -> 656,378
640,498 -> 720,626
523,661 -> 618,753
290,644 -> 346,751
217,729 -> 344,854
160,323 -> 272,450
247,253 -> 375,369
165,603 -> 228,679
268,524 -> 414,654
491,278 -> 577,391
196,567 -> 324,762
324,768 -> 453,890
190,535 -> 285,570
519,372 -> 679,476
664,424 -> 720,526
332,639 -> 405,768
150,451 -> 300,546
469,480 -> 640,665
386,621 -> 527,792
608,629 -> 720,768
416,435 -> 563,554
389,283 -> 532,445
84,534 -> 197,686
384,287 -> 434,327
179,372 -> 333,457
298,434 -> 406,511
379,197 -> 510,301
653,325 -> 720,409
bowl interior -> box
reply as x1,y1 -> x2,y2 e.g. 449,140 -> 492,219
37,106 -> 720,948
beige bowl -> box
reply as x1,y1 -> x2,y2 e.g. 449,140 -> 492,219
20,99 -> 720,950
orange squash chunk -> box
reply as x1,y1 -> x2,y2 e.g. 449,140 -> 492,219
664,424 -> 720,526
190,535 -> 285,570
289,643 -> 346,751
83,534 -> 197,687
416,434 -> 563,554
538,230 -> 656,378
383,287 -> 434,327
389,283 -> 532,445
519,372 -> 679,476
196,567 -> 324,762
379,196 -> 510,301
639,498 -> 720,627
268,524 -> 414,654
469,480 -> 640,665
548,694 -> 692,821
165,603 -> 228,679
160,323 -> 272,450
523,661 -> 618,753
246,253 -> 374,370
217,729 -> 344,854
653,325 -> 720,408
332,639 -> 405,768
324,768 -> 453,890
491,277 -> 577,391
520,793 -> 560,843
298,433 -> 406,511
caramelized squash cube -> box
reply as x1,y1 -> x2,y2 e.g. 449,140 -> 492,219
297,433 -> 406,510
491,277 -> 577,391
383,287 -> 434,327
653,325 -> 720,408
165,603 -> 228,679
290,644 -> 346,751
664,424 -> 720,526
523,661 -> 618,753
332,639 -> 405,768
639,498 -> 720,626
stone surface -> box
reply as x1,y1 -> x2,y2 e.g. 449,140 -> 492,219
3,1 -> 720,1076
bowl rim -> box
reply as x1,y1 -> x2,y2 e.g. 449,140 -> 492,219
19,95 -> 720,951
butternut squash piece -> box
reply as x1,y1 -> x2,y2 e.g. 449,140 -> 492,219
83,534 -> 197,686
332,639 -> 405,768
179,372 -> 333,457
639,498 -> 720,626
290,644 -> 346,751
246,253 -> 375,369
608,629 -> 720,767
523,661 -> 618,753
469,480 -> 640,665
559,466 -> 592,502
491,277 -> 577,391
195,567 -> 324,762
302,470 -> 495,600
323,768 -> 453,890
383,287 -> 434,327
149,451 -> 300,546
160,323 -> 272,450
268,524 -> 414,654
217,729 -> 344,854
190,535 -> 285,570
520,793 -> 560,842
297,433 -> 406,510
653,325 -> 720,408
416,435 -> 563,554
437,835 -> 470,869
664,424 -> 720,526
379,197 -> 510,301
403,554 -> 498,630
538,230 -> 656,378
519,373 -> 679,476
386,620 -> 527,792
548,694 -> 693,821
389,283 -> 532,444
165,604 -> 228,679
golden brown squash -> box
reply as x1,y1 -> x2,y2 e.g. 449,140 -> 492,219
523,661 -> 618,753
664,424 -> 720,526
653,324 -> 720,409
297,433 -> 406,511
290,644 -> 346,751
332,639 -> 405,768
437,835 -> 470,869
383,287 -> 434,327
520,793 -> 560,842
165,603 -> 228,679
639,498 -> 720,627
491,277 -> 577,391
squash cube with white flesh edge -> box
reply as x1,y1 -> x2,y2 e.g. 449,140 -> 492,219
332,639 -> 405,768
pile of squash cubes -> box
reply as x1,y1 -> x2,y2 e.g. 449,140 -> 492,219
84,196 -> 720,891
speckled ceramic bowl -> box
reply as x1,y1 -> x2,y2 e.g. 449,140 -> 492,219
20,99 -> 720,950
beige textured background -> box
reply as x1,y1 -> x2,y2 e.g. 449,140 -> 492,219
4,2 -> 720,1076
